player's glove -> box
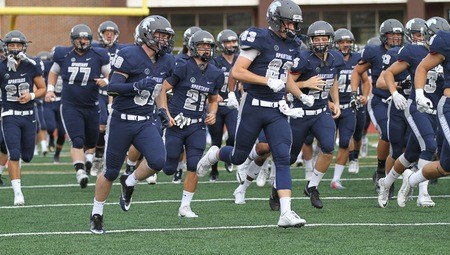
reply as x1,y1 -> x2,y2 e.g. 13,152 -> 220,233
299,94 -> 315,107
133,77 -> 157,92
226,91 -> 239,109
267,78 -> 285,92
278,100 -> 304,118
158,108 -> 170,129
392,91 -> 408,110
415,89 -> 433,113
350,91 -> 361,110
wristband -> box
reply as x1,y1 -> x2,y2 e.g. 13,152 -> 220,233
30,92 -> 36,100
47,84 -> 55,92
102,78 -> 109,85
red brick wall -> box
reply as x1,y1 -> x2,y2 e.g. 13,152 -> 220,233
0,0 -> 140,55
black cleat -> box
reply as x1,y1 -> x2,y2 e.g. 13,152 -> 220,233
307,186 -> 323,209
125,164 -> 136,175
172,169 -> 183,184
119,174 -> 134,212
0,174 -> 3,186
85,161 -> 93,175
224,163 -> 233,173
90,214 -> 105,234
429,178 -> 438,185
269,186 -> 280,211
303,181 -> 311,197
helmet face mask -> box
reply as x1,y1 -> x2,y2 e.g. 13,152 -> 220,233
189,30 -> 216,62
2,30 -> 28,58
98,21 -> 120,47
379,19 -> 404,48
217,29 -> 239,55
405,18 -> 427,45
138,15 -> 175,56
70,24 -> 93,53
266,0 -> 303,39
306,21 -> 334,54
333,28 -> 355,56
424,17 -> 450,44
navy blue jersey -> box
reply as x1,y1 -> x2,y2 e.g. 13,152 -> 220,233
92,42 -> 127,63
212,54 -> 239,99
0,56 -> 43,111
337,52 -> 361,104
360,44 -> 390,99
175,53 -> 190,64
430,31 -> 450,89
383,46 -> 410,96
110,45 -> 175,116
53,46 -> 110,107
398,44 -> 443,102
166,58 -> 223,119
291,49 -> 345,109
239,27 -> 299,101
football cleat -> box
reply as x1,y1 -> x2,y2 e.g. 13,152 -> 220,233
377,178 -> 389,208
277,210 -> 306,228
256,166 -> 269,187
417,193 -> 435,207
146,174 -> 157,185
13,192 -> 25,206
178,205 -> 198,218
125,164 -> 136,175
224,162 -> 233,173
330,181 -> 345,190
53,154 -> 60,164
307,186 -> 323,209
172,169 -> 183,184
209,172 -> 218,183
233,186 -> 246,204
76,169 -> 89,189
397,169 -> 413,207
0,174 -> 4,186
196,146 -> 219,177
348,160 -> 359,174
119,174 -> 134,211
90,214 -> 105,234
236,160 -> 250,184
85,161 -> 93,176
269,186 -> 280,211
90,157 -> 103,177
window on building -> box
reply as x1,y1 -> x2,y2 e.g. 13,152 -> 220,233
323,11 -> 347,31
170,14 -> 196,49
379,10 -> 404,24
199,13 -> 224,38
351,11 -> 376,45
227,12 -> 252,36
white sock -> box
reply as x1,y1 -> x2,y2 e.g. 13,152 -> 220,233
207,149 -> 218,163
177,161 -> 186,170
126,159 -> 137,166
248,145 -> 259,160
247,161 -> 261,179
242,179 -> 252,190
40,140 -> 48,151
409,170 -> 427,187
418,180 -> 430,195
0,165 -> 5,175
92,198 -> 105,216
304,159 -> 313,180
125,172 -> 139,186
418,159 -> 431,169
85,153 -> 94,163
280,197 -> 291,215
11,179 -> 22,195
332,164 -> 345,182
308,169 -> 325,188
180,190 -> 194,208
384,168 -> 400,187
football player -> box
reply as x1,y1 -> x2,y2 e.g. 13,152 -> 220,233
196,0 -> 309,228
45,24 -> 110,188
0,30 -> 46,205
398,29 -> 450,205
89,15 -> 175,234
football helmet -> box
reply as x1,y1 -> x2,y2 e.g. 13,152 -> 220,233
216,29 -> 239,55
306,21 -> 334,54
379,19 -> 404,47
333,28 -> 355,56
37,51 -> 52,61
266,0 -> 303,39
138,15 -> 175,55
70,24 -> 93,52
2,30 -> 29,57
98,20 -> 120,47
405,18 -> 427,45
425,17 -> 450,43
367,36 -> 382,46
189,30 -> 216,62
133,24 -> 142,46
183,26 -> 202,46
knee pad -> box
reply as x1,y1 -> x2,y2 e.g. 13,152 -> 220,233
271,143 -> 290,166
320,142 -> 334,154
338,137 -> 351,150
147,155 -> 165,172
71,137 -> 84,149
